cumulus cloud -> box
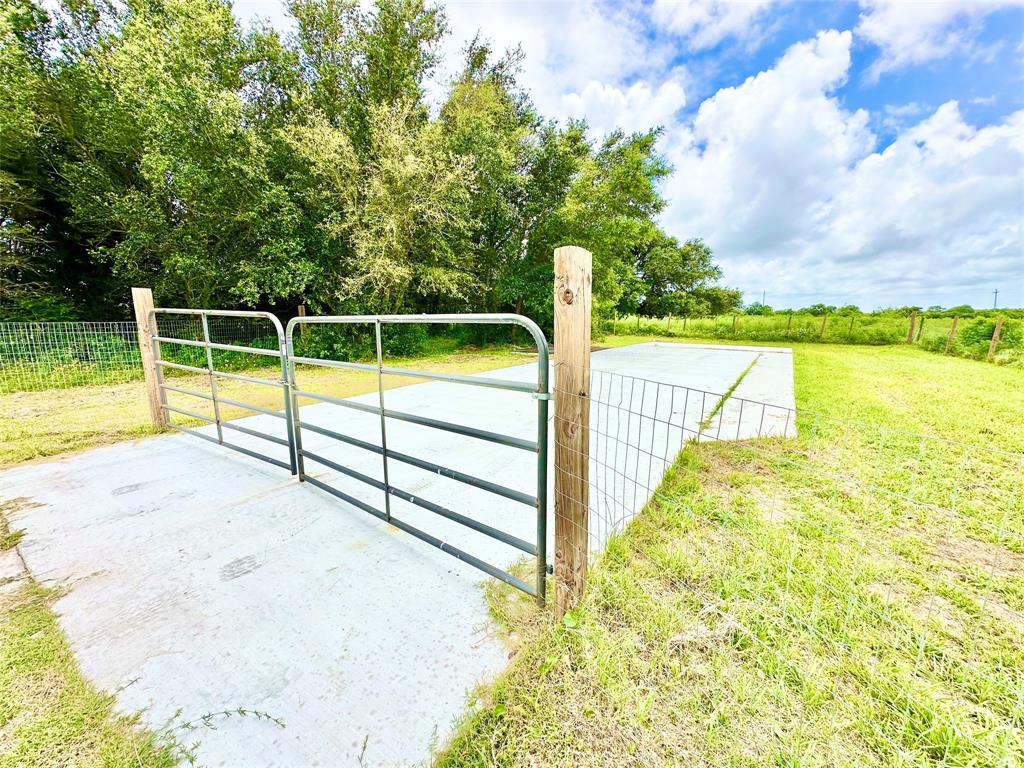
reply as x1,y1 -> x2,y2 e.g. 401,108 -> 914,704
661,29 -> 1024,307
651,0 -> 782,51
435,0 -> 672,126
856,0 -> 1022,80
560,75 -> 688,137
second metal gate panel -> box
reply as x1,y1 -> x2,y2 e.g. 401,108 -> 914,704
285,314 -> 550,603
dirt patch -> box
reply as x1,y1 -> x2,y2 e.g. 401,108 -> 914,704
932,536 -> 1024,578
864,581 -> 965,637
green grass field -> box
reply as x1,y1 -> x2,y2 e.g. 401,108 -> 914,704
437,343 -> 1024,767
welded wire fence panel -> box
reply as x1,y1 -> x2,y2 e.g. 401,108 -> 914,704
555,363 -> 797,555
553,364 -> 1023,764
0,318 -> 285,394
0,322 -> 143,393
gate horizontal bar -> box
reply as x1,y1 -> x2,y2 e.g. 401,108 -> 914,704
166,424 -> 292,471
157,360 -> 283,388
292,388 -> 536,451
301,449 -> 535,555
163,388 -> 286,424
164,404 -> 288,449
291,354 -> 536,393
215,396 -> 287,419
299,420 -> 537,507
153,336 -> 282,358
222,420 -> 291,447
299,474 -> 535,596
161,383 -> 213,402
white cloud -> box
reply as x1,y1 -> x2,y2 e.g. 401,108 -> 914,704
651,0 -> 782,51
560,75 -> 688,137
434,0 -> 671,128
661,29 -> 1024,308
856,0 -> 1022,80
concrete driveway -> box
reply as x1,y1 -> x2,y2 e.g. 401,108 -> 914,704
0,343 -> 794,767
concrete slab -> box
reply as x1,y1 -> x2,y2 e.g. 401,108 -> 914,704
0,342 -> 794,767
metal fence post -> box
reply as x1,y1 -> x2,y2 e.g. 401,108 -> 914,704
553,245 -> 592,618
375,320 -> 393,521
131,287 -> 167,429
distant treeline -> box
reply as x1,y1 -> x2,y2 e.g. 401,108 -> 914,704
0,0 -> 739,329
735,303 -> 1024,320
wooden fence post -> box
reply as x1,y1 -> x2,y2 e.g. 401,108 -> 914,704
298,303 -> 307,337
683,315 -> 687,332
787,313 -> 793,331
916,314 -> 925,342
820,315 -> 828,340
848,316 -> 855,335
987,317 -> 1005,362
131,287 -> 166,430
945,317 -> 958,354
732,315 -> 738,334
553,245 -> 592,619
906,311 -> 917,344
667,313 -> 672,332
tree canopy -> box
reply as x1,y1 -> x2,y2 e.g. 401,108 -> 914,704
0,0 -> 740,326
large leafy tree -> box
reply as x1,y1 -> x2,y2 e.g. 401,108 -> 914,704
0,0 -> 736,327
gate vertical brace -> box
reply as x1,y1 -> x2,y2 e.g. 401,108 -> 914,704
535,353 -> 550,606
200,313 -> 224,445
281,326 -> 298,475
286,329 -> 306,479
375,320 -> 393,522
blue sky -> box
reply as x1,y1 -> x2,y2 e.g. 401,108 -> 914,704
233,1 -> 1024,310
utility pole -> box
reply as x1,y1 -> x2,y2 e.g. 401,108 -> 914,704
993,288 -> 998,309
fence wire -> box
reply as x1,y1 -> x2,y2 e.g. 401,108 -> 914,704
0,318 -> 284,394
0,322 -> 143,393
549,362 -> 1023,764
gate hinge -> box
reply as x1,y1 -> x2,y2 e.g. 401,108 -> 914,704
532,391 -> 552,401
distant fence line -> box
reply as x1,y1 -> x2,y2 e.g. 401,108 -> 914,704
604,312 -> 1021,365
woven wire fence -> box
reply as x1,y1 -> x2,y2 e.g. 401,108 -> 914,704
0,322 -> 143,393
0,318 -> 285,394
551,362 -> 1023,763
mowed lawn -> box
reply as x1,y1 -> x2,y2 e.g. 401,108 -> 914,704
437,344 -> 1024,767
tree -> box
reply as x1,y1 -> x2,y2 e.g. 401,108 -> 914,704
0,0 -> 736,328
629,236 -> 740,317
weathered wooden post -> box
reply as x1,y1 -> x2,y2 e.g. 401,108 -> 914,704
732,315 -> 738,334
906,310 -> 917,344
820,314 -> 828,340
667,313 -> 672,332
131,287 -> 166,430
945,317 -> 959,354
987,317 -> 1005,362
916,314 -> 925,342
786,313 -> 793,331
298,304 -> 307,337
553,245 -> 592,619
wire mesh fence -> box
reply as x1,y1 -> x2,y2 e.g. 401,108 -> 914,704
548,363 -> 1023,764
0,318 -> 285,394
0,322 -> 143,393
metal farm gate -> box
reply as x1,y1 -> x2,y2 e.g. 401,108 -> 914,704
147,309 -> 550,602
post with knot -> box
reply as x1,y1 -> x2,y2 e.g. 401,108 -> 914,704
553,245 -> 592,619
